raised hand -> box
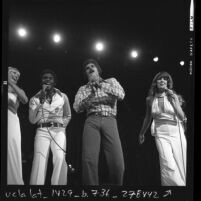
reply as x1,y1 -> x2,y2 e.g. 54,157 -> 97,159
139,134 -> 145,144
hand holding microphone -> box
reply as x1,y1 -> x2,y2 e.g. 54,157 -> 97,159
42,84 -> 51,92
93,81 -> 101,90
90,81 -> 101,93
39,84 -> 50,104
164,87 -> 177,101
164,87 -> 174,96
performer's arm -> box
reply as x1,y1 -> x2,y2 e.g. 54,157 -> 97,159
8,77 -> 28,104
73,86 -> 94,113
102,78 -> 125,101
166,90 -> 186,121
29,97 -> 42,124
91,96 -> 115,106
139,97 -> 153,144
62,93 -> 72,127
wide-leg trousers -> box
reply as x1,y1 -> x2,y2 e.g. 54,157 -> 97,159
7,109 -> 24,185
30,127 -> 68,185
82,115 -> 125,185
154,122 -> 186,186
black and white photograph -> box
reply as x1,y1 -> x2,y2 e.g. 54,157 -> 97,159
1,0 -> 194,200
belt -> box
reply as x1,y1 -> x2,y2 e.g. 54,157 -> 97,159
87,112 -> 116,118
37,122 -> 64,128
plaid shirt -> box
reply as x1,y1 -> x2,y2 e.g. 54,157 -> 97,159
73,78 -> 125,117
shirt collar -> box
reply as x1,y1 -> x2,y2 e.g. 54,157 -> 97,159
86,77 -> 104,87
35,88 -> 62,98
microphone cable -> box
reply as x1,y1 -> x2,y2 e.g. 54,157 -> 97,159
33,96 -> 75,173
41,106 -> 67,153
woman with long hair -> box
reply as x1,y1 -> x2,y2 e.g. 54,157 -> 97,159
138,71 -> 187,186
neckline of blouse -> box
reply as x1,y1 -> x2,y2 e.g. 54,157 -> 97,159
155,92 -> 166,98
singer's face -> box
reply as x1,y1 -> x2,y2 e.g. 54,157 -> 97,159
85,63 -> 99,81
8,69 -> 20,84
156,76 -> 168,90
42,73 -> 55,87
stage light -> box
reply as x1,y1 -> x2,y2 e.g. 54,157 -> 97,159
95,42 -> 105,52
52,33 -> 62,43
130,50 -> 138,58
153,57 -> 159,62
180,61 -> 185,66
17,27 -> 28,38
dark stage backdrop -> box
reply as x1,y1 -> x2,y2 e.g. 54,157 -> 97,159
2,0 -> 194,188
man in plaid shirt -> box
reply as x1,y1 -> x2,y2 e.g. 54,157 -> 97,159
73,59 -> 125,185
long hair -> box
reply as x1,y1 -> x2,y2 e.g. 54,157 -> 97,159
148,71 -> 174,97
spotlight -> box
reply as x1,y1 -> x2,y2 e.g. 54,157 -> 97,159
130,50 -> 138,58
153,57 -> 159,62
17,27 -> 28,38
95,42 -> 105,52
180,61 -> 185,66
52,33 -> 62,43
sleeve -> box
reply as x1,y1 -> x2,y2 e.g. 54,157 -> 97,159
62,93 -> 72,127
103,78 -> 125,101
73,86 -> 91,113
29,96 -> 42,124
63,93 -> 72,118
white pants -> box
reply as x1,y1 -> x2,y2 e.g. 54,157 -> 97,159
30,127 -> 68,185
154,122 -> 186,186
7,109 -> 24,185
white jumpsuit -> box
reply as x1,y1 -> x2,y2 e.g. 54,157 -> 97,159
151,95 -> 186,186
29,90 -> 70,185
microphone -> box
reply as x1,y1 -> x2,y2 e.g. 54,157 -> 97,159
94,82 -> 101,89
39,84 -> 50,104
43,83 -> 51,91
45,87 -> 51,96
39,91 -> 46,104
164,87 -> 176,100
165,88 -> 173,95
89,81 -> 101,93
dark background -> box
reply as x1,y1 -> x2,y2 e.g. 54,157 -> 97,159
2,0 -> 194,187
